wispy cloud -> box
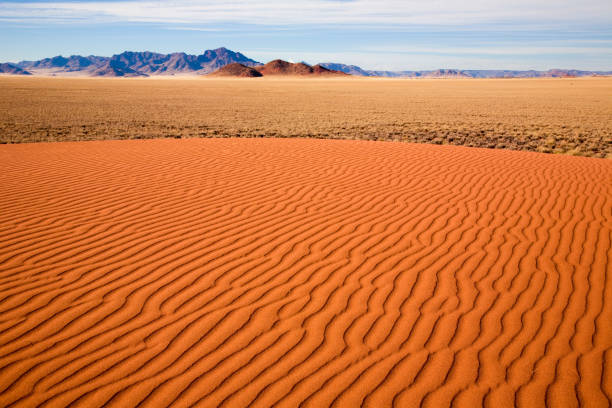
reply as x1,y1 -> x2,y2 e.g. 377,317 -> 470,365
1,0 -> 611,27
1,1 -> 610,70
164,26 -> 222,32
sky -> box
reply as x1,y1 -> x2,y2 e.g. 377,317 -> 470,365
1,0 -> 611,70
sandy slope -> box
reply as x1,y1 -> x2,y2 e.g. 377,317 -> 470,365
0,138 -> 610,407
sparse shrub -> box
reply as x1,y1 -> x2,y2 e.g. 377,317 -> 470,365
0,76 -> 609,158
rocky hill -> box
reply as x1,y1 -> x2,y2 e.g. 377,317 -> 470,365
254,60 -> 346,76
208,63 -> 263,77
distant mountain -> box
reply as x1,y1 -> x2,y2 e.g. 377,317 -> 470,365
317,63 -> 373,76
101,48 -> 261,75
310,64 -> 347,76
320,63 -> 612,78
12,47 -> 261,77
208,63 -> 263,77
198,48 -> 261,72
90,60 -> 148,77
18,55 -> 108,71
3,49 -> 609,78
0,63 -> 31,75
459,69 -> 601,78
424,69 -> 472,78
254,60 -> 347,76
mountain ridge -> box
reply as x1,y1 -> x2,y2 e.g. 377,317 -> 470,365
3,48 -> 610,78
13,47 -> 261,77
0,63 -> 31,75
319,63 -> 612,78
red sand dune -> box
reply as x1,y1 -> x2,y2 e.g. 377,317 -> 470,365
0,138 -> 610,407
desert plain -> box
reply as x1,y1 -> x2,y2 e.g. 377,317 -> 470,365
0,77 -> 611,408
1,76 -> 611,157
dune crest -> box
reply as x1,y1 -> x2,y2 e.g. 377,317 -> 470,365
0,138 -> 610,407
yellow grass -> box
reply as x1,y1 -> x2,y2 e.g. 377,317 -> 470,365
0,76 -> 610,158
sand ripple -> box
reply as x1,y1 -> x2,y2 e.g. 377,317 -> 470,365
0,138 -> 610,407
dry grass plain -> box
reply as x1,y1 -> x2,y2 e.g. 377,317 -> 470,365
0,76 -> 611,158
0,137 -> 611,407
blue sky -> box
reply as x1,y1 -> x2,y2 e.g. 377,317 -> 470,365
1,0 -> 611,70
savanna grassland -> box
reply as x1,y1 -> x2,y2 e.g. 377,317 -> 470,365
0,76 -> 610,157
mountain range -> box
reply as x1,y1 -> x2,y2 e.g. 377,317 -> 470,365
1,47 -> 610,78
319,63 -> 612,78
2,48 -> 260,77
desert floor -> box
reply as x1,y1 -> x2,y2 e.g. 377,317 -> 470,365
1,76 -> 611,158
0,138 -> 610,407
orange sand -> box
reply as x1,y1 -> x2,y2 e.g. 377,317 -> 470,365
0,138 -> 610,407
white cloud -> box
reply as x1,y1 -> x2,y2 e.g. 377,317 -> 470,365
2,0 -> 609,69
1,0 -> 611,26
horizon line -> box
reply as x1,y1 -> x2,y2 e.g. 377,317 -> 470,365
4,48 -> 611,73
